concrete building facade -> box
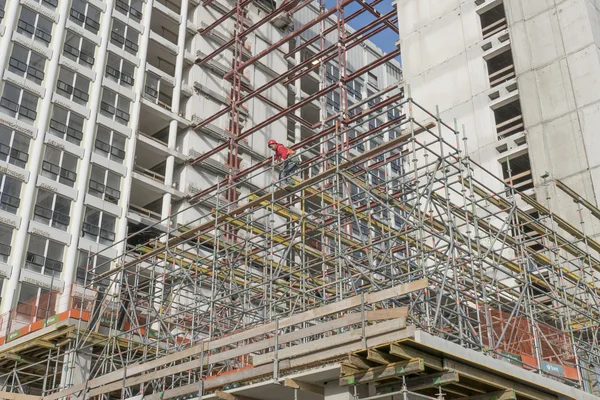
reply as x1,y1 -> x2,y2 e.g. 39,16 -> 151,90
395,0 -> 600,235
0,0 -> 401,335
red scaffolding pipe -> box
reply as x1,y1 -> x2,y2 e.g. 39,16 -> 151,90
353,0 -> 399,34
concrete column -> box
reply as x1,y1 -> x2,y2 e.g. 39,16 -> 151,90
115,0 -> 155,257
324,381 -> 355,400
59,0 -> 117,313
59,350 -> 92,388
160,0 -> 189,221
2,0 -> 73,314
0,0 -> 23,79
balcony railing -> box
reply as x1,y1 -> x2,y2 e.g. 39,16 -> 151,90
482,17 -> 508,39
129,204 -> 162,222
489,64 -> 515,88
134,165 -> 165,183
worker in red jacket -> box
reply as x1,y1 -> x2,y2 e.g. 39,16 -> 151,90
268,139 -> 299,185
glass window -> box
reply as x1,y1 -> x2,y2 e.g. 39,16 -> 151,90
56,67 -> 90,106
0,125 -> 30,169
49,106 -> 85,145
8,44 -> 46,85
0,175 -> 22,214
76,250 -> 110,286
64,32 -> 96,68
114,0 -> 142,22
101,89 -> 130,124
106,53 -> 135,88
89,164 -> 121,203
0,83 -> 39,122
110,19 -> 139,55
33,189 -> 71,231
70,0 -> 101,34
82,208 -> 116,246
17,7 -> 53,44
94,125 -> 126,163
0,224 -> 13,264
41,147 -> 78,187
25,235 -> 64,277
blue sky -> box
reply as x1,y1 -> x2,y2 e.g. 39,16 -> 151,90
324,0 -> 398,55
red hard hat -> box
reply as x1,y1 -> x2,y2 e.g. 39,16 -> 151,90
268,140 -> 277,146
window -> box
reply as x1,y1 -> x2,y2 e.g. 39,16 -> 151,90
40,147 -> 78,187
0,126 -> 30,168
114,0 -> 142,22
368,72 -> 378,87
17,283 -> 55,322
25,235 -> 64,277
33,0 -> 58,9
64,32 -> 96,67
48,106 -> 85,145
56,67 -> 91,106
82,207 -> 117,245
33,190 -> 71,231
17,8 -> 53,44
0,83 -> 39,122
100,89 -> 131,124
76,250 -> 110,286
106,53 -> 135,87
94,125 -> 126,163
326,64 -> 339,83
0,224 -> 13,263
144,73 -> 159,98
347,77 -> 363,100
0,175 -> 22,214
70,0 -> 101,34
110,19 -> 139,55
89,164 -> 121,203
0,0 -> 5,21
8,44 -> 46,85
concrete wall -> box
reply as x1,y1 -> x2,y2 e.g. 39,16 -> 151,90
505,0 -> 600,235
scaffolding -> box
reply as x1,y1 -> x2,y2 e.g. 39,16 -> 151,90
1,0 -> 600,398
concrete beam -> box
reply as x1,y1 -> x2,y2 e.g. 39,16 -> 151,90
459,390 -> 516,400
284,378 -> 324,396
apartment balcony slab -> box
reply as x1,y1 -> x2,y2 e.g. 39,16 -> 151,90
97,113 -> 133,138
0,262 -> 12,279
153,0 -> 181,23
36,175 -> 79,201
0,112 -> 37,139
132,167 -> 185,199
146,63 -> 175,86
112,11 -> 143,36
58,55 -> 96,81
91,152 -> 128,177
186,20 -> 198,35
0,209 -> 21,230
0,160 -> 29,183
20,0 -> 59,22
0,25 -> 5,37
107,43 -> 141,67
149,30 -> 179,56
78,236 -> 118,260
127,207 -> 169,232
488,80 -> 519,106
19,269 -> 64,292
184,50 -> 194,65
45,134 -> 85,159
140,97 -> 190,126
51,93 -> 91,119
137,131 -> 187,163
85,192 -> 123,218
28,220 -> 72,246
3,69 -> 46,98
12,31 -> 53,59
65,19 -> 101,45
103,77 -> 136,102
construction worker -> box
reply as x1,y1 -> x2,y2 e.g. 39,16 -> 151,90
268,139 -> 299,185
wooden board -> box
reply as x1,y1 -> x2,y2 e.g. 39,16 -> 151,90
253,318 -> 407,365
339,358 -> 424,386
459,389 -> 517,400
283,378 -> 324,395
43,281 -> 425,400
0,392 -> 41,400
443,359 -> 556,400
377,370 -> 458,392
389,342 -> 443,370
215,391 -> 258,400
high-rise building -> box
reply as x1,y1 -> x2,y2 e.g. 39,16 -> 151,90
396,0 -> 600,235
0,0 -> 400,331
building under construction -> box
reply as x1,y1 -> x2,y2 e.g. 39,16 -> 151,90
1,0 -> 600,399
